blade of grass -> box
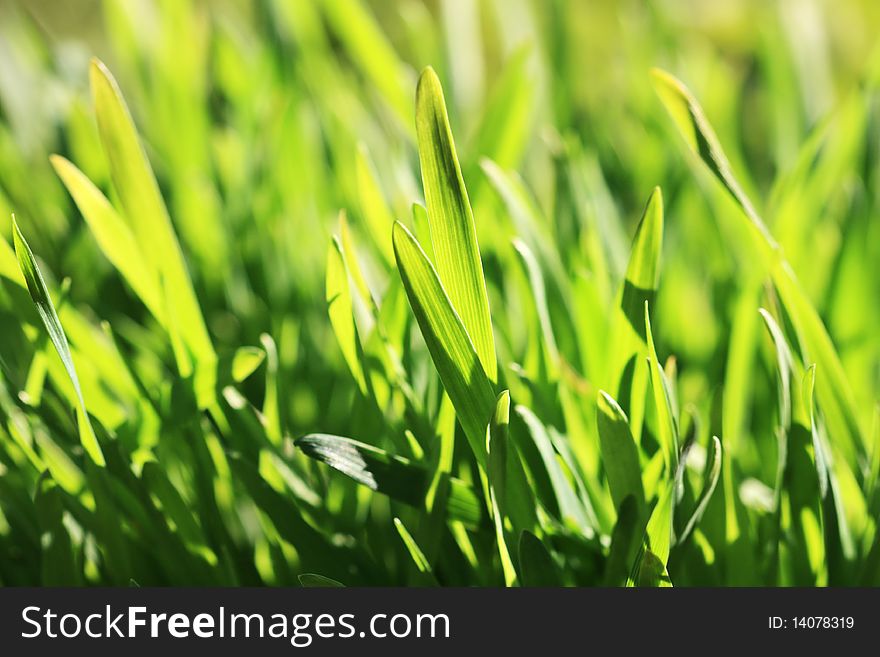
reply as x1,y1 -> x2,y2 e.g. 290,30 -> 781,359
677,436 -> 722,543
516,404 -> 591,533
393,517 -> 436,584
326,235 -> 368,395
50,155 -> 163,320
393,221 -> 495,465
652,68 -> 864,467
90,59 -> 216,405
645,302 -> 678,477
487,390 -> 517,586
12,217 -> 105,466
416,67 -> 496,383
605,495 -> 646,585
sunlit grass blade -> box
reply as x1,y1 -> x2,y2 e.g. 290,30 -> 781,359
230,346 -> 265,383
608,187 -> 663,441
774,268 -> 864,465
0,233 -> 25,287
644,303 -> 678,476
393,221 -> 495,465
464,45 -> 534,180
50,155 -> 162,320
628,482 -> 674,587
89,59 -> 216,404
516,404 -> 592,532
393,517 -> 436,584
652,68 -> 864,467
804,366 -> 858,565
12,217 -> 105,466
650,68 -> 775,249
618,187 -> 664,344
513,238 -> 559,376
416,67 -> 496,383
869,405 -> 880,503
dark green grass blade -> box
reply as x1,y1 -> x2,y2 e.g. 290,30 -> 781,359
518,530 -> 562,587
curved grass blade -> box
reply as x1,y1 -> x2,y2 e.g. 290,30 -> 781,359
804,366 -> 857,564
775,268 -> 864,466
231,346 -> 265,383
608,187 -> 663,443
393,221 -> 495,465
759,308 -> 794,516
295,433 -> 482,527
50,155 -> 163,321
416,67 -> 496,383
618,187 -> 664,344
652,68 -> 863,467
90,59 -> 216,404
650,68 -> 774,249
644,302 -> 678,476
13,217 -> 105,466
597,390 -> 646,516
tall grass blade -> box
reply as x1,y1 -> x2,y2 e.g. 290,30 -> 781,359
393,221 -> 495,465
597,391 -> 646,516
89,59 -> 216,404
416,67 -> 497,383
12,217 -> 105,466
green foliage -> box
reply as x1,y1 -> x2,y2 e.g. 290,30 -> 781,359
0,0 -> 878,587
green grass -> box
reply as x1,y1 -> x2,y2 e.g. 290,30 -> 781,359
0,0 -> 879,586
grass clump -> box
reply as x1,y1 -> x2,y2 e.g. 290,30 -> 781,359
0,0 -> 879,586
